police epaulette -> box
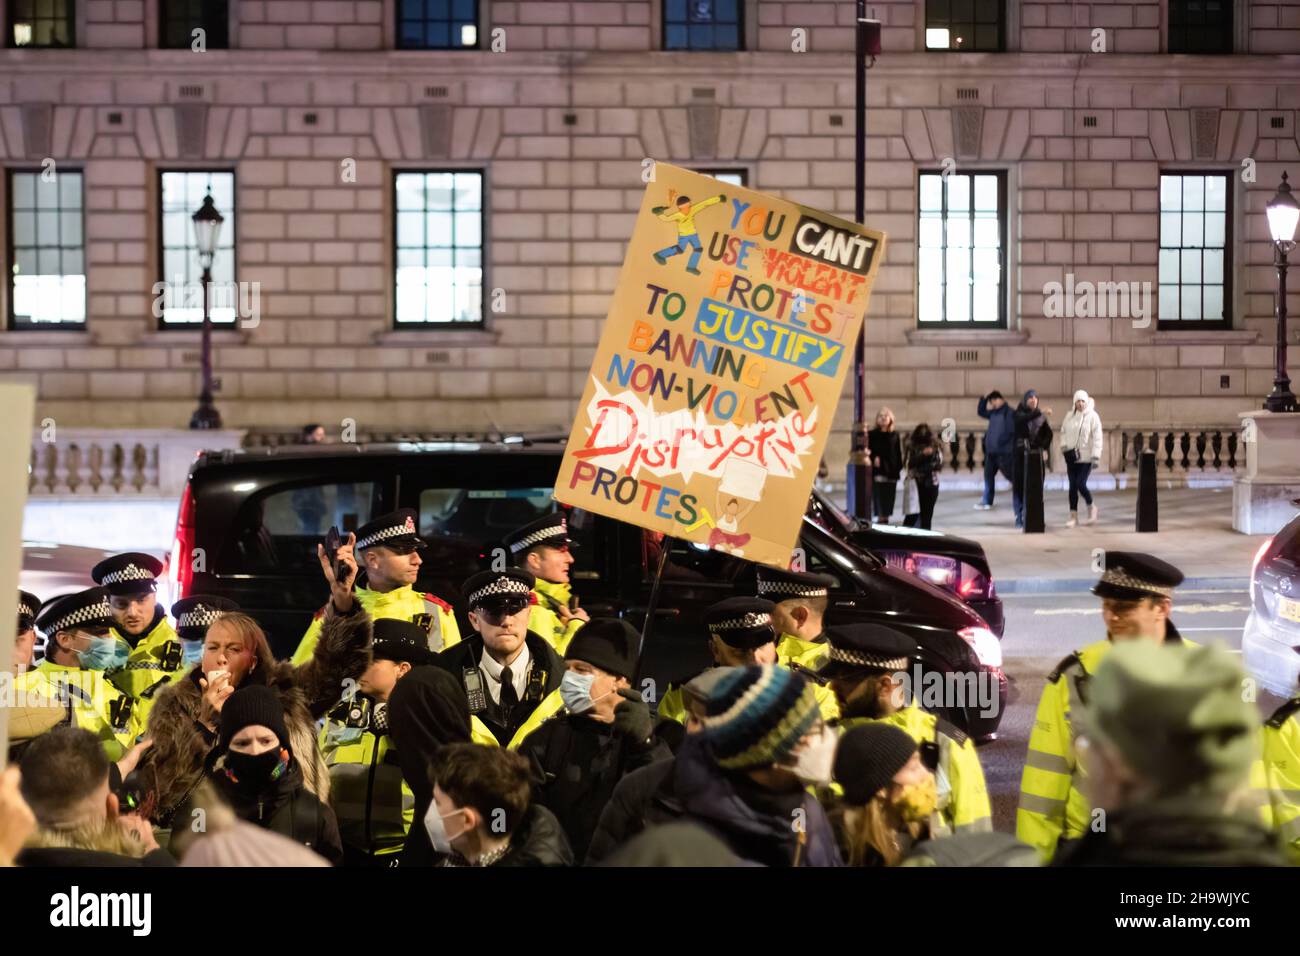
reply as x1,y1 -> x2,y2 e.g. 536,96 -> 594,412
1266,697 -> 1300,730
1047,651 -> 1083,684
934,717 -> 968,747
423,593 -> 453,613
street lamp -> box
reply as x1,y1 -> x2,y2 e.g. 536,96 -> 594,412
847,6 -> 882,522
189,192 -> 224,430
1264,171 -> 1299,414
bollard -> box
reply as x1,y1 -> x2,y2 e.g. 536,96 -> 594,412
1023,448 -> 1045,533
1136,450 -> 1158,532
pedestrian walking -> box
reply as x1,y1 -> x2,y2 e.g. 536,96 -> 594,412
1059,389 -> 1102,527
902,423 -> 943,530
867,407 -> 903,523
1011,390 -> 1053,528
975,391 -> 1014,510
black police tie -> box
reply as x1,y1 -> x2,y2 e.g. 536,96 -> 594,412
499,666 -> 519,714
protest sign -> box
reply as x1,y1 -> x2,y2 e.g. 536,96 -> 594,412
0,384 -> 36,766
554,164 -> 886,567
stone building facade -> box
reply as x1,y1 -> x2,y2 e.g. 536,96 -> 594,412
0,0 -> 1297,478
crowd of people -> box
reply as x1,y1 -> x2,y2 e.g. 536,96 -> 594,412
866,389 -> 1104,530
3,503 -> 1298,868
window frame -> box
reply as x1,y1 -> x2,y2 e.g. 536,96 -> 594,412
7,0 -> 76,48
156,167 -> 238,330
923,0 -> 1005,53
391,168 -> 487,330
395,0 -> 482,51
690,168 -> 749,188
6,166 -> 87,331
158,0 -> 230,50
1156,169 -> 1234,331
915,168 -> 1009,330
1167,0 -> 1234,55
662,0 -> 745,52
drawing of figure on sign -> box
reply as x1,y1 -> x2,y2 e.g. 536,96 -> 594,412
652,187 -> 728,275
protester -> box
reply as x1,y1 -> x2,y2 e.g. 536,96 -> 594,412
386,665 -> 479,866
599,822 -> 738,867
16,727 -> 175,866
183,818 -> 332,867
1017,551 -> 1188,861
14,590 -> 40,674
171,594 -> 240,673
1059,389 -> 1102,527
902,423 -> 943,530
140,542 -> 370,827
867,407 -> 903,523
1057,641 -> 1285,867
435,569 -> 565,748
1012,389 -> 1053,528
505,512 -> 589,653
757,566 -> 837,670
829,723 -> 934,866
589,665 -> 841,867
208,685 -> 343,865
820,623 -> 992,835
516,619 -> 671,860
426,743 -> 573,866
975,390 -> 1014,510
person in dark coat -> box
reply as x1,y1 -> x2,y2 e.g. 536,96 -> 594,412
902,423 -> 944,530
867,407 -> 903,523
1012,389 -> 1053,528
386,665 -> 477,867
517,619 -> 672,861
589,666 -> 841,867
976,390 -> 1015,510
208,685 -> 343,865
426,743 -> 573,867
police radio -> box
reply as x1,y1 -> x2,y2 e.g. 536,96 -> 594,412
463,668 -> 487,714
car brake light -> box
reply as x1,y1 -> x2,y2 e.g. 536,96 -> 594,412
959,626 -> 1002,668
1251,537 -> 1273,605
168,483 -> 197,602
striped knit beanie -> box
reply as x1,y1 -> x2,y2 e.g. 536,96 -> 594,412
701,665 -> 821,770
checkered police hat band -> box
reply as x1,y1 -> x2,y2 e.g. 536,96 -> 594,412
1100,568 -> 1174,598
356,524 -> 417,551
50,600 -> 113,634
508,524 -> 567,554
101,564 -> 155,585
177,607 -> 223,629
829,646 -> 910,671
19,600 -> 38,619
710,612 -> 772,632
468,577 -> 532,608
757,580 -> 828,598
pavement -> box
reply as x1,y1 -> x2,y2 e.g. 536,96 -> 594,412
912,485 -> 1272,592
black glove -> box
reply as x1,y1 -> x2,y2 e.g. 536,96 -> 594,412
612,688 -> 654,748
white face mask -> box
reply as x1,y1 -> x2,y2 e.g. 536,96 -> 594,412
423,802 -> 468,855
787,726 -> 838,785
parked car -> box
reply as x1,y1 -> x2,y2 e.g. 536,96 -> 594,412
167,440 -> 1008,739
1242,510 -> 1300,697
805,488 -> 1005,636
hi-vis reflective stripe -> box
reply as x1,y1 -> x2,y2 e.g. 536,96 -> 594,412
1019,792 -> 1067,817
954,819 -> 992,834
1024,749 -> 1073,774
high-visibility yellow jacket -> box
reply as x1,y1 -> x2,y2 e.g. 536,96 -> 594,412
776,633 -> 829,670
839,701 -> 992,835
1259,698 -> 1300,865
506,689 -> 567,751
22,661 -> 145,761
656,666 -> 841,726
291,585 -> 460,666
529,579 -> 584,655
109,612 -> 185,726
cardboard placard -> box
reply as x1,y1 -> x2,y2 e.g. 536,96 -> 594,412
0,384 -> 37,767
554,164 -> 886,567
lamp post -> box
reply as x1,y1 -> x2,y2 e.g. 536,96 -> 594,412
189,192 -> 224,430
847,6 -> 882,522
1264,172 -> 1299,414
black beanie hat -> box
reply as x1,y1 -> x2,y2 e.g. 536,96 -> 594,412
564,618 -> 639,680
833,723 -> 918,804
219,685 -> 290,753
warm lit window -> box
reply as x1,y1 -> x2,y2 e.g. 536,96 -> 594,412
9,0 -> 74,47
924,0 -> 1003,51
397,0 -> 478,49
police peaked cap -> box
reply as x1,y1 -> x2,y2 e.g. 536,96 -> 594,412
462,568 -> 535,611
354,509 -> 424,552
1091,551 -> 1185,602
504,513 -> 572,556
704,597 -> 777,650
18,590 -> 42,629
819,623 -> 917,678
171,594 -> 240,643
756,566 -> 837,601
91,552 -> 163,595
34,587 -> 116,636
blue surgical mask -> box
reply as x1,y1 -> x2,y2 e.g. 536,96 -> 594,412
78,635 -> 131,672
559,670 -> 597,714
181,640 -> 204,667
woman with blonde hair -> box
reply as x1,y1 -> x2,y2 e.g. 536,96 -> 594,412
867,407 -> 903,523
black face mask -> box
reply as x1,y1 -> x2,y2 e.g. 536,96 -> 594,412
224,747 -> 290,793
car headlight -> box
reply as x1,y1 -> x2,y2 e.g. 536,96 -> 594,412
959,626 -> 1002,668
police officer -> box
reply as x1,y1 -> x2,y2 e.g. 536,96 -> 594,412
291,509 -> 459,665
14,590 -> 41,674
504,513 -> 588,654
819,622 -> 991,836
756,566 -> 837,669
1259,645 -> 1300,864
435,569 -> 564,748
91,553 -> 184,710
1016,551 -> 1187,861
657,597 -> 840,725
171,595 -> 239,671
21,587 -> 145,763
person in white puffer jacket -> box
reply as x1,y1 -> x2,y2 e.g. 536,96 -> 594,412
1059,389 -> 1103,527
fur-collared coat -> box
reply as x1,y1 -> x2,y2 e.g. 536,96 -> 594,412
141,606 -> 371,824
